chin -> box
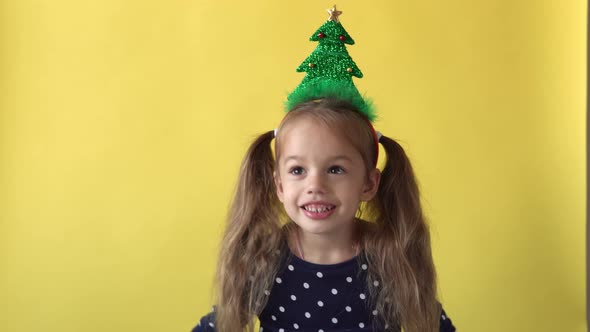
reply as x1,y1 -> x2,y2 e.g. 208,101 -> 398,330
294,218 -> 348,235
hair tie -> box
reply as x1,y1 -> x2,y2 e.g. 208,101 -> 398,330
365,120 -> 380,168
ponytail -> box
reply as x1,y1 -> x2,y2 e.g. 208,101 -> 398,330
364,135 -> 440,332
215,130 -> 286,332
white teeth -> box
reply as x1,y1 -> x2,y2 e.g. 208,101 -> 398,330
303,205 -> 333,213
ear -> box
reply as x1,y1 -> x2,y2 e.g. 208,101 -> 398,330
361,168 -> 381,201
274,171 -> 285,202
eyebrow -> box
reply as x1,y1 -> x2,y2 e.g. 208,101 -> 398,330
282,155 -> 354,163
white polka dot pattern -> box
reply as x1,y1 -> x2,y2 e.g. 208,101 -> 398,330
251,253 -> 458,332
194,232 -> 457,331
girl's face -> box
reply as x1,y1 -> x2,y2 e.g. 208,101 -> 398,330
274,115 -> 380,238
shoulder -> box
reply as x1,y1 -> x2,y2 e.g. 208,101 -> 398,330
439,307 -> 457,332
192,310 -> 216,332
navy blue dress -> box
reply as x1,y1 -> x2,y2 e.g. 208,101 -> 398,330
193,252 -> 456,332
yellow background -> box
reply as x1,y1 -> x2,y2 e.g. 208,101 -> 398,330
0,1 -> 585,331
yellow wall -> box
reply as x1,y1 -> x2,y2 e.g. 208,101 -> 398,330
0,1 -> 585,331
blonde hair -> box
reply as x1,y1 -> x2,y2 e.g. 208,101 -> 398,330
215,98 -> 441,331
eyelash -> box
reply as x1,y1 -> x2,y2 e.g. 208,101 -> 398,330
289,167 -> 304,175
288,166 -> 346,175
328,166 -> 345,174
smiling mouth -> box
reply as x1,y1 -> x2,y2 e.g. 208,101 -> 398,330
300,204 -> 336,220
301,204 -> 336,213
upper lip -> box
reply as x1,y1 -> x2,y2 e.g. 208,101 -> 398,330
299,201 -> 336,208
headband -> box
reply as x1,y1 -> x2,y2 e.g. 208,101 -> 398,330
285,5 -> 375,122
276,6 -> 382,167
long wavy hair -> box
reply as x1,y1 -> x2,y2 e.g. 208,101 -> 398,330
214,98 -> 440,331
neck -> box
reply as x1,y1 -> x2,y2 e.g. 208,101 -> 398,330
293,222 -> 359,264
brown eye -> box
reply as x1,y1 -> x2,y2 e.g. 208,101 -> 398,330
289,167 -> 305,175
328,166 -> 345,174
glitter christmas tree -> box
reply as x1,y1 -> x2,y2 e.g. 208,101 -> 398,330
286,5 -> 374,121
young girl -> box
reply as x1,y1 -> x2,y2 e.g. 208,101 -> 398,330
193,7 -> 455,332
191,99 -> 456,332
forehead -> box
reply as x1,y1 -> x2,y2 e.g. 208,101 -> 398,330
276,116 -> 360,161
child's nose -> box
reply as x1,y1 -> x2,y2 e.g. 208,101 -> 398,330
306,172 -> 327,194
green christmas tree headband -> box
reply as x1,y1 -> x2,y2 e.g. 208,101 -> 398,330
285,5 -> 376,122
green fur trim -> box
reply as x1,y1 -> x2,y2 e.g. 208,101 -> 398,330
285,78 -> 376,122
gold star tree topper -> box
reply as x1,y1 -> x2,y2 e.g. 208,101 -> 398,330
326,5 -> 342,22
